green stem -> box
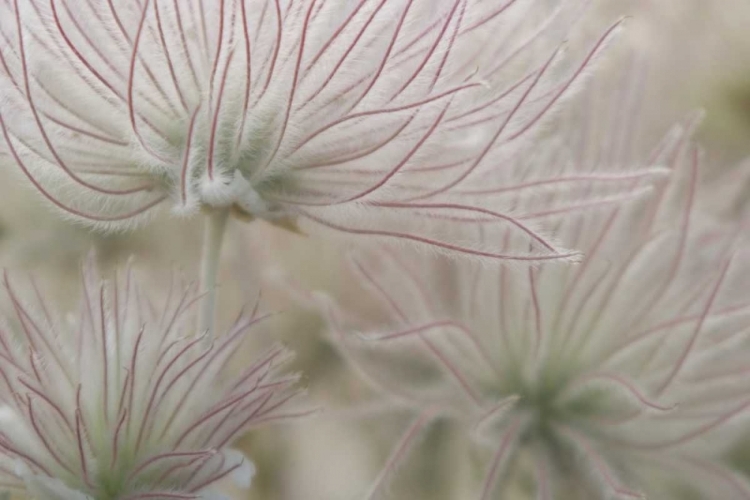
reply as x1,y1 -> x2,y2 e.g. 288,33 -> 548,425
198,208 -> 230,340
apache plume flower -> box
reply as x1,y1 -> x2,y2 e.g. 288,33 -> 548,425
0,0 -> 629,261
316,125 -> 750,499
0,261 -> 305,500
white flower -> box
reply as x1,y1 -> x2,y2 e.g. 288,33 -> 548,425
0,0 -> 631,261
0,260 -> 306,500
317,125 -> 750,498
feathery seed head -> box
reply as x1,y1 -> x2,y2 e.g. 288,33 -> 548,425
0,0 -> 628,261
0,261 -> 305,500
319,126 -> 750,498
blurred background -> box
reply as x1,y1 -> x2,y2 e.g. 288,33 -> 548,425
2,1 -> 750,499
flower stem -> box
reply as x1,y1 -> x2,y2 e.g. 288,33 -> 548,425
199,208 -> 230,340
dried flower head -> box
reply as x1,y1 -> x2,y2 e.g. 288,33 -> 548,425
0,261 -> 306,500
317,124 -> 750,499
0,0 -> 630,261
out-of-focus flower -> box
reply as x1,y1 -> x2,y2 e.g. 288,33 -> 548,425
0,259 -> 306,500
0,0 -> 637,261
314,123 -> 750,498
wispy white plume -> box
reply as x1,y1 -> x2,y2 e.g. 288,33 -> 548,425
0,259 -> 308,500
0,0 -> 633,261
313,120 -> 750,498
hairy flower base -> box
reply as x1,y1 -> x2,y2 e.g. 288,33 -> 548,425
0,260 -> 308,500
